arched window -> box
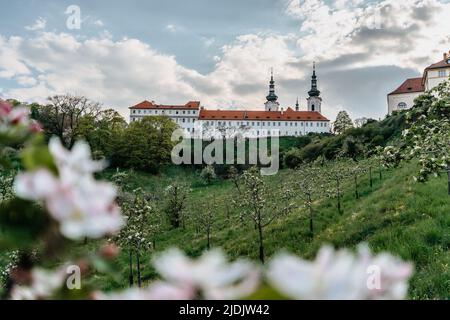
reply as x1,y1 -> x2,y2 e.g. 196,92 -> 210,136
397,102 -> 407,109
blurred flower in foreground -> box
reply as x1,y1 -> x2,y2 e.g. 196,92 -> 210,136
96,249 -> 261,300
153,249 -> 261,300
267,244 -> 413,300
93,282 -> 192,300
0,99 -> 40,132
10,267 -> 67,300
14,138 -> 124,240
49,137 -> 105,180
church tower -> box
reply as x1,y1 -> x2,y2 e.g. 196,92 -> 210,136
307,62 -> 322,113
265,68 -> 280,112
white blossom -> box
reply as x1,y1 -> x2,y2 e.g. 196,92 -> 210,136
49,137 -> 105,179
152,249 -> 261,300
14,169 -> 59,201
93,282 -> 193,300
267,244 -> 413,300
14,139 -> 124,240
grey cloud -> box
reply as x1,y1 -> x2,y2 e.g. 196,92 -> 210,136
232,82 -> 264,96
320,65 -> 421,119
411,5 -> 439,21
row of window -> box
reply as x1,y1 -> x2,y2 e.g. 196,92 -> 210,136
185,128 -> 307,136
130,116 -> 329,130
175,118 -> 195,124
130,116 -> 196,124
132,109 -> 197,115
130,118 -> 323,137
438,70 -> 448,77
205,120 -> 328,128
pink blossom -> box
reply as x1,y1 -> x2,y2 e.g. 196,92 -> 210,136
29,120 -> 43,133
10,267 -> 67,300
8,107 -> 29,126
1,100 -> 37,131
0,100 -> 12,118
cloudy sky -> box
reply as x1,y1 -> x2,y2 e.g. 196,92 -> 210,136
0,0 -> 449,121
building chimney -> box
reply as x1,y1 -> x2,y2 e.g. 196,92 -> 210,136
444,52 -> 448,61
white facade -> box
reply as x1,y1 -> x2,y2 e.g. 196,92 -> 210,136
198,117 -> 330,137
307,96 -> 322,113
424,67 -> 450,91
387,91 -> 422,114
129,102 -> 200,134
264,100 -> 280,112
129,104 -> 330,137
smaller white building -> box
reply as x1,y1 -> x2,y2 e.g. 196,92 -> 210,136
129,101 -> 200,134
388,50 -> 450,114
387,78 -> 424,114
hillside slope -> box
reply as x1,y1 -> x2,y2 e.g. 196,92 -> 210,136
99,162 -> 449,299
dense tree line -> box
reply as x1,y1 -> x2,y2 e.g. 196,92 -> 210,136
282,112 -> 407,168
28,95 -> 177,173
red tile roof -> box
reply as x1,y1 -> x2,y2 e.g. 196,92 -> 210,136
130,100 -> 200,110
424,59 -> 450,71
388,78 -> 424,95
199,108 -> 329,121
422,58 -> 450,85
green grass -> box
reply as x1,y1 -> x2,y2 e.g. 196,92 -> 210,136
3,161 -> 448,299
93,161 -> 450,299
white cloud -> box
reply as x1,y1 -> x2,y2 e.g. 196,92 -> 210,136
165,24 -> 178,33
94,20 -> 105,27
2,33 -> 201,114
1,0 -> 450,121
25,17 -> 47,31
16,76 -> 37,86
0,36 -> 30,79
202,37 -> 216,47
286,0 -> 450,71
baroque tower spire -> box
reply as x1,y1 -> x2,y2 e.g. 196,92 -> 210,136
265,67 -> 280,111
307,62 -> 322,113
308,61 -> 321,97
266,68 -> 278,102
